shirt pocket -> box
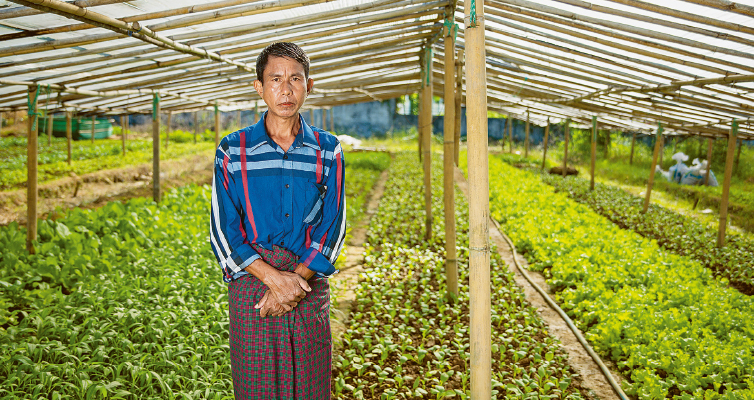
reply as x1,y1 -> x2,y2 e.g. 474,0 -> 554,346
303,182 -> 327,226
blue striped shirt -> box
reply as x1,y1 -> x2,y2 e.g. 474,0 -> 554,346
210,112 -> 346,282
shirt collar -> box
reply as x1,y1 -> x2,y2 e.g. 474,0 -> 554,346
247,111 -> 321,152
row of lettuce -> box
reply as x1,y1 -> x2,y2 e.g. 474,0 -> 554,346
0,151 -> 389,399
469,155 -> 754,399
332,153 -> 587,399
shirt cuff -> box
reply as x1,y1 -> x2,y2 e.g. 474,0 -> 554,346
223,244 -> 261,278
299,247 -> 337,277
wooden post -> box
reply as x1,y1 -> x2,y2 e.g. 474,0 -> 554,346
524,110 -> 530,158
153,93 -> 161,203
454,48 -> 463,166
120,115 -> 126,155
718,121 -> 738,247
465,0 -> 491,397
562,118 -> 570,178
735,139 -> 742,174
27,85 -> 39,253
47,113 -> 53,146
443,12 -> 458,299
629,132 -> 636,165
541,117 -> 550,170
214,101 -> 220,149
66,111 -> 72,165
166,110 -> 172,150
193,111 -> 198,144
705,137 -> 714,186
90,115 -> 96,143
420,45 -> 433,241
642,123 -> 664,213
330,108 -> 335,132
418,93 -> 423,162
591,116 -> 597,190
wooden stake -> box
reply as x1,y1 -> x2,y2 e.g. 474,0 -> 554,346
443,16 -> 458,299
705,137 -> 713,185
541,117 -> 550,170
90,114 -> 95,143
120,115 -> 126,155
562,118 -> 570,178
718,121 -> 738,247
465,0 -> 491,397
525,110 -> 530,158
193,111 -> 198,144
454,48 -> 463,166
66,111 -> 72,164
630,132 -> 636,165
591,116 -> 597,190
214,101 -> 220,149
46,113 -> 53,146
643,123 -> 664,213
420,45 -> 433,241
153,93 -> 161,203
27,85 -> 38,253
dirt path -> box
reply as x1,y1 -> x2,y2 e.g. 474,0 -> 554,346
330,167 -> 391,351
0,153 -> 213,225
453,166 -> 624,400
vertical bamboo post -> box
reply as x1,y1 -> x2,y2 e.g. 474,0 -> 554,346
153,93 -> 161,203
27,85 -> 39,253
562,118 -> 570,178
166,110 -> 172,150
193,111 -> 198,144
0,112 -> 3,133
541,117 -> 550,171
443,11 -> 458,299
418,92 -> 423,162
420,44 -> 433,241
524,110 -> 530,158
66,111 -> 72,165
629,132 -> 636,165
507,113 -> 513,153
658,136 -> 664,168
330,108 -> 335,132
734,139 -> 742,174
47,113 -> 53,146
705,137 -> 714,186
214,101 -> 220,149
120,115 -> 126,155
591,116 -> 597,190
465,1 -> 491,398
454,48 -> 463,166
90,115 -> 96,143
642,123 -> 664,213
718,121 -> 738,247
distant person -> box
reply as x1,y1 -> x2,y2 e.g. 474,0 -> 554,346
209,42 -> 345,399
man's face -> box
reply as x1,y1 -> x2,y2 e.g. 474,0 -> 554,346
253,55 -> 313,119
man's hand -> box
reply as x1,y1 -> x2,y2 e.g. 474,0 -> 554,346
262,269 -> 311,308
255,290 -> 293,317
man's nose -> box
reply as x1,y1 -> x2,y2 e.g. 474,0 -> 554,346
281,80 -> 293,95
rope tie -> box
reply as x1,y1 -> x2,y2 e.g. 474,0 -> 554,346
152,93 -> 160,121
469,0 -> 478,28
443,18 -> 458,41
26,85 -> 42,132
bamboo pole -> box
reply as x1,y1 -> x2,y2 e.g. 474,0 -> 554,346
454,48 -> 463,166
682,0 -> 754,18
734,139 -> 742,174
591,116 -> 597,190
524,110 -> 530,158
153,94 -> 161,203
465,0 -> 491,397
420,45 -> 433,241
0,0 -> 129,19
120,115 -> 126,155
66,111 -> 72,164
27,85 -> 39,253
705,138 -> 714,186
658,136 -> 664,168
0,112 -> 3,133
166,110 -> 172,150
717,121 -> 739,247
443,13 -> 458,299
90,115 -> 95,144
562,118 -> 570,178
643,123 -> 664,213
194,111 -> 198,144
214,101 -> 220,149
541,117 -> 550,170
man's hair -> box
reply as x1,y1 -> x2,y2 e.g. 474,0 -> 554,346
256,42 -> 310,82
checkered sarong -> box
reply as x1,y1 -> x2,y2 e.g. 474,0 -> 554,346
228,244 -> 331,399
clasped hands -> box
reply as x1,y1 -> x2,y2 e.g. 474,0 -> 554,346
255,264 -> 313,317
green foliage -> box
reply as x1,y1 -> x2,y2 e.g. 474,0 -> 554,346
476,155 -> 754,399
333,153 -> 585,400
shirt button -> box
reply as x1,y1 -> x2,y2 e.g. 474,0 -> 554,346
283,154 -> 288,160
285,184 -> 289,188
285,213 -> 290,218
280,241 -> 284,246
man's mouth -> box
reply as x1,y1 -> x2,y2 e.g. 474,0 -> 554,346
280,102 -> 294,107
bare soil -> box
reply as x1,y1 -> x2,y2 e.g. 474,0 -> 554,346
0,152 -> 213,225
453,165 -> 625,400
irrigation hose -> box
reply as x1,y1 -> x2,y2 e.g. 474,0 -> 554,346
492,219 -> 630,400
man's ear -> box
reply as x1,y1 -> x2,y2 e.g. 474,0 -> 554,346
253,79 -> 263,95
306,78 -> 314,95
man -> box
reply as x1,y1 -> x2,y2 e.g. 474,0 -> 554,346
210,42 -> 345,399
